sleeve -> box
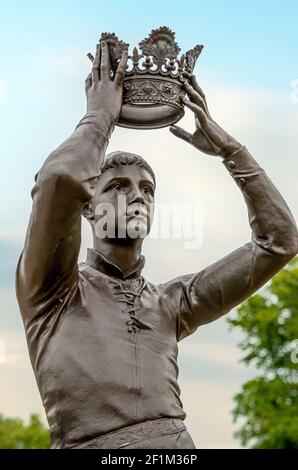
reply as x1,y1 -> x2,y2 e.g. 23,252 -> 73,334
174,146 -> 298,341
16,110 -> 115,325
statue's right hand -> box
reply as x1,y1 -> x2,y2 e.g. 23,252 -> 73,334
170,76 -> 241,158
85,41 -> 128,121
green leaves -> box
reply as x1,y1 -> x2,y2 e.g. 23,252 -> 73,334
0,413 -> 50,449
232,377 -> 298,448
228,257 -> 298,448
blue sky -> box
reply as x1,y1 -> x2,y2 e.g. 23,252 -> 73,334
1,0 -> 298,88
0,0 -> 297,448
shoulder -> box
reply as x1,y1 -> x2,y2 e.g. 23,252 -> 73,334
144,273 -> 196,302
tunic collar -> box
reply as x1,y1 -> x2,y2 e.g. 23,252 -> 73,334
85,248 -> 146,280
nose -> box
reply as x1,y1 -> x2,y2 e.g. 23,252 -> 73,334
129,183 -> 144,203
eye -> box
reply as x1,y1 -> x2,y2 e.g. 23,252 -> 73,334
142,186 -> 154,196
113,183 -> 127,193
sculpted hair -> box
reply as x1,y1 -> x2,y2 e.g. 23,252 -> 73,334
100,151 -> 156,186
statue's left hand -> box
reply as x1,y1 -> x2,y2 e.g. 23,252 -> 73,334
170,76 -> 242,158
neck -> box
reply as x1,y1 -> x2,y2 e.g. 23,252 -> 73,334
93,237 -> 143,274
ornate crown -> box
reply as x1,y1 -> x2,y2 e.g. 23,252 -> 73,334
88,27 -> 203,129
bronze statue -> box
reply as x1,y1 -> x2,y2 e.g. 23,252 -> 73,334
16,28 -> 298,449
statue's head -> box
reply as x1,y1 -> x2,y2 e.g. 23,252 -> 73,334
83,151 -> 156,244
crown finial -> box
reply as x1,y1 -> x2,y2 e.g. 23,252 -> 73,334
139,26 -> 181,67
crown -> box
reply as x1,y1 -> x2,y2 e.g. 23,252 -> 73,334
88,27 -> 203,129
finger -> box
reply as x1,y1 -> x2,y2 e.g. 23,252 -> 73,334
85,72 -> 92,95
190,75 -> 210,113
100,41 -> 110,80
184,81 -> 208,113
169,125 -> 192,143
92,43 -> 101,84
194,126 -> 222,155
190,75 -> 206,99
181,70 -> 192,80
115,50 -> 128,86
182,97 -> 208,128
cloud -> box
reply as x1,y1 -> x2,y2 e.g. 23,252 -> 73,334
179,341 -> 242,366
0,329 -> 45,423
0,239 -> 22,287
182,378 -> 244,448
0,330 -> 26,366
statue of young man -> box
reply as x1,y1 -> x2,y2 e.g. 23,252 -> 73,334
16,41 -> 298,449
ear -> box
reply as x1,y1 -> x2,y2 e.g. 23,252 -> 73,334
82,201 -> 95,222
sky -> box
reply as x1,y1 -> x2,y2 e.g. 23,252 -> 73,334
0,0 -> 298,448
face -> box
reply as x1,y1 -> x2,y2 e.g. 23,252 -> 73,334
88,165 -> 155,241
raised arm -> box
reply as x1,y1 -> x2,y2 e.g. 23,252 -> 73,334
169,77 -> 298,341
16,42 -> 128,323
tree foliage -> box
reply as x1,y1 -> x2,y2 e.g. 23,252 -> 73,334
0,413 -> 50,449
228,257 -> 298,448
